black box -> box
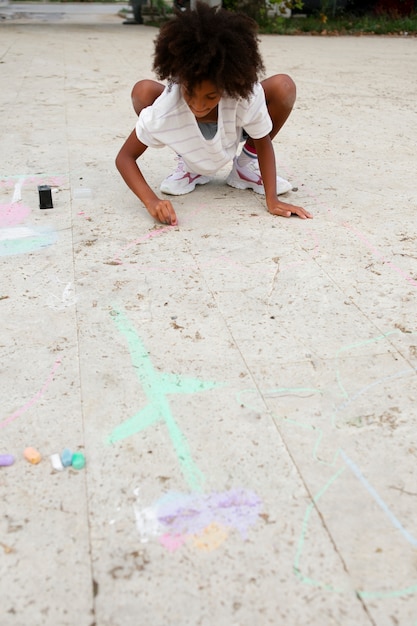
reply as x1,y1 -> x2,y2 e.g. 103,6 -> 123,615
38,185 -> 53,209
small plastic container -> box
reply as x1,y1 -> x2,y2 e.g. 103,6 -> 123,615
38,185 -> 54,209
73,188 -> 93,200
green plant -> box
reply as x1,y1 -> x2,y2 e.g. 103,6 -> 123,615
257,10 -> 417,34
318,0 -> 347,19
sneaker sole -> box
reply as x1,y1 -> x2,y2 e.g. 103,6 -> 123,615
160,176 -> 210,196
226,174 -> 264,195
226,173 -> 292,196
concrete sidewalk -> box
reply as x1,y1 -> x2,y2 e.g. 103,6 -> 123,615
0,1 -> 127,23
1,11 -> 417,626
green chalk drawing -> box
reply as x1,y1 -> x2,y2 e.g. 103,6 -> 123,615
238,331 -> 417,598
335,330 -> 400,400
0,231 -> 57,257
293,465 -> 347,594
293,463 -> 417,599
108,308 -> 221,492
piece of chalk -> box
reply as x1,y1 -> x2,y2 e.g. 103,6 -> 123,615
50,453 -> 64,472
24,447 -> 42,464
0,454 -> 15,467
60,448 -> 73,468
71,452 -> 86,470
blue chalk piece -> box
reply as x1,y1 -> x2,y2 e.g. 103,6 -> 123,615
61,448 -> 73,468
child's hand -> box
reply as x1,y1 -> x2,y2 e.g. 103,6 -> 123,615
267,197 -> 313,220
147,198 -> 178,225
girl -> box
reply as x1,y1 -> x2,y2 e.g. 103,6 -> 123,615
116,2 -> 312,225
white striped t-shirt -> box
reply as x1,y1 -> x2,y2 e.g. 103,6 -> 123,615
136,83 -> 272,176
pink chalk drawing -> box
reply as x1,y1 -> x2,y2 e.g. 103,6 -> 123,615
0,174 -> 65,256
134,488 -> 262,553
0,190 -> 57,256
0,201 -> 57,257
112,205 -> 206,265
0,202 -> 31,227
158,533 -> 186,552
0,358 -> 62,430
112,225 -> 175,265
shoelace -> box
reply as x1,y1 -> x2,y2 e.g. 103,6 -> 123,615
174,156 -> 186,175
246,159 -> 261,174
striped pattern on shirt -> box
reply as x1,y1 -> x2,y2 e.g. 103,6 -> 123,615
136,83 -> 272,176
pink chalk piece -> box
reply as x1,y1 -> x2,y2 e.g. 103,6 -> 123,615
0,203 -> 31,228
23,447 -> 42,465
158,533 -> 186,552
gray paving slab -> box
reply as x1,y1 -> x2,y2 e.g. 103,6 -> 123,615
1,8 -> 417,626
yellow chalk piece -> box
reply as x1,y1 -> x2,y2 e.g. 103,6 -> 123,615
23,447 -> 42,464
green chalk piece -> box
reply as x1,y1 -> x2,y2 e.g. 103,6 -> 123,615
71,452 -> 86,470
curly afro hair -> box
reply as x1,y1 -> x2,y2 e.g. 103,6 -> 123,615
152,2 -> 265,99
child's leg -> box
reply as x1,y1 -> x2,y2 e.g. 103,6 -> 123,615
262,73 -> 296,139
132,79 -> 210,196
231,75 -> 296,195
244,74 -> 296,151
131,79 -> 165,116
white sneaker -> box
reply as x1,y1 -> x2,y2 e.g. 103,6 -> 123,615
160,156 -> 210,195
226,157 -> 292,196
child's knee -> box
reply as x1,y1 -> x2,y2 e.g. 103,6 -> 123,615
264,74 -> 296,110
131,80 -> 163,114
131,80 -> 150,110
275,74 -> 296,108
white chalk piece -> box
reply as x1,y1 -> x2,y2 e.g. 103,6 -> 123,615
50,453 -> 64,471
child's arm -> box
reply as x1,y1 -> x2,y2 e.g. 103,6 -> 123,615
254,136 -> 313,220
116,130 -> 178,225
